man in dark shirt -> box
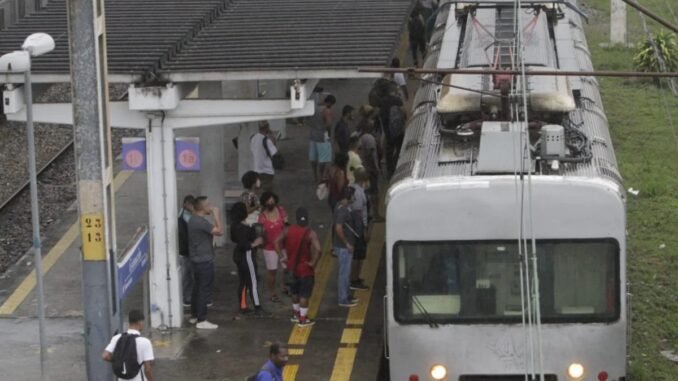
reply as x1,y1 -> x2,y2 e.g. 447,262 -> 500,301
187,196 -> 223,329
334,105 -> 355,154
379,89 -> 406,178
334,187 -> 359,307
178,195 -> 195,307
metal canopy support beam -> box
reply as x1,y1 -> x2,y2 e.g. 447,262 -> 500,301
146,117 -> 183,329
68,0 -> 117,379
5,99 -> 316,128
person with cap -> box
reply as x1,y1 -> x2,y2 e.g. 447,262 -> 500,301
274,207 -> 322,327
334,186 -> 360,307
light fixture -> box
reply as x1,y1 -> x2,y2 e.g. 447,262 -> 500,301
568,363 -> 585,380
430,364 -> 447,380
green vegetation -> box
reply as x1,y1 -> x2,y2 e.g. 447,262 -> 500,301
633,30 -> 678,73
584,0 -> 678,379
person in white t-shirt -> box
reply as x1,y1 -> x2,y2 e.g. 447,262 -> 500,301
250,120 -> 278,192
391,58 -> 409,101
102,310 -> 155,381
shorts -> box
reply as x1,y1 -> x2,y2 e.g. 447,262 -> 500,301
262,249 -> 286,271
291,276 -> 315,299
309,141 -> 332,163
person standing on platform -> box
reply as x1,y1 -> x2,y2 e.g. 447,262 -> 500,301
326,152 -> 349,213
187,196 -> 223,329
334,187 -> 359,307
258,191 -> 289,303
241,170 -> 262,226
253,342 -> 289,381
357,109 -> 383,221
391,58 -> 409,101
251,121 -> 278,192
309,95 -> 336,183
349,169 -> 370,291
334,105 -> 355,154
346,135 -> 364,184
230,202 -> 266,317
408,8 -> 427,66
102,309 -> 154,381
178,195 -> 195,307
274,207 -> 322,327
379,86 -> 407,178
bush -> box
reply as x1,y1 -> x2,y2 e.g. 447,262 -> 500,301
633,30 -> 678,73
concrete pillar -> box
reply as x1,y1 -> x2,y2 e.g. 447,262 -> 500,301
199,125 -> 226,246
146,121 -> 183,328
611,0 -> 627,45
197,82 -> 226,246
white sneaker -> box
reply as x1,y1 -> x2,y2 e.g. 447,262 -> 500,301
188,318 -> 198,324
196,320 -> 218,329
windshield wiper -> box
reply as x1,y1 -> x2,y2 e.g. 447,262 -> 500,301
410,294 -> 439,329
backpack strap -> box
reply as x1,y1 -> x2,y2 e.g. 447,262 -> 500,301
262,136 -> 273,159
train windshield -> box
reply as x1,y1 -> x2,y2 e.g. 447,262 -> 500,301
394,239 -> 619,324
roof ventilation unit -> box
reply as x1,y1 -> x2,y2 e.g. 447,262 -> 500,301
541,124 -> 566,157
475,122 -> 532,174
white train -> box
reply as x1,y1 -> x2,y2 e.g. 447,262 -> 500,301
384,1 -> 626,381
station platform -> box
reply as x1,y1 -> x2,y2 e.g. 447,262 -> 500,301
0,78 -> 390,381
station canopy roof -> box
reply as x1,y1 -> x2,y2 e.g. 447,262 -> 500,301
0,0 -> 413,83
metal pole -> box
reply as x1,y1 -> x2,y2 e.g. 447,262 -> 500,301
358,66 -> 678,77
24,60 -> 49,381
621,0 -> 678,35
67,0 -> 115,378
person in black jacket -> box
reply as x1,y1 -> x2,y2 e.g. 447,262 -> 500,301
230,202 -> 266,317
178,195 -> 195,307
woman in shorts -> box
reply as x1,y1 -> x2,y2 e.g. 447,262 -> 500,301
258,191 -> 288,302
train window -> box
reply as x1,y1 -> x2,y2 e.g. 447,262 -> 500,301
393,239 -> 619,324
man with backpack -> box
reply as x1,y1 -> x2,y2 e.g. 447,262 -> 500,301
378,86 -> 407,178
249,342 -> 288,381
274,207 -> 322,327
250,120 -> 279,192
102,310 -> 154,381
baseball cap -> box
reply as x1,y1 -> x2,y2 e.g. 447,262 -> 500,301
296,207 -> 309,226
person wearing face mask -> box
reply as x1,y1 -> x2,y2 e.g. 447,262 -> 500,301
258,191 -> 289,303
241,171 -> 262,226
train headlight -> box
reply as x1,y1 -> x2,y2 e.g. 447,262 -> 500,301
567,363 -> 585,380
430,364 -> 447,380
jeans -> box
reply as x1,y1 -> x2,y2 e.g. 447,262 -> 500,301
191,260 -> 214,322
180,256 -> 194,304
335,247 -> 352,304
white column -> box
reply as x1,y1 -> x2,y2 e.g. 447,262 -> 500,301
146,121 -> 183,328
611,0 -> 627,45
199,126 -> 226,246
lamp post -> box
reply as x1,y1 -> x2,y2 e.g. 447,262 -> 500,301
0,32 -> 55,381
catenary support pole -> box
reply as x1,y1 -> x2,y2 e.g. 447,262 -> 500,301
24,62 -> 49,381
67,0 -> 117,379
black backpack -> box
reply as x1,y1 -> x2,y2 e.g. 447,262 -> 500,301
388,104 -> 405,138
112,333 -> 143,380
263,136 -> 285,170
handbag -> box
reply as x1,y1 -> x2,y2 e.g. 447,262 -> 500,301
263,136 -> 285,170
284,228 -> 310,286
316,182 -> 329,200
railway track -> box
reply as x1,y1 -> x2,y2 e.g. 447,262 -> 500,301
0,139 -> 74,213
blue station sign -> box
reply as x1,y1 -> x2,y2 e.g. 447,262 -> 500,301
117,228 -> 150,300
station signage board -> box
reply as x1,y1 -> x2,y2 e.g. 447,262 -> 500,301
117,227 -> 150,300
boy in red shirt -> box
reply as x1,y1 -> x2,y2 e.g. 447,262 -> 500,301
274,207 -> 321,327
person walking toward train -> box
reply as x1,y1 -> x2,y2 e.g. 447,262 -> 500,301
334,187 -> 359,307
230,202 -> 266,317
258,191 -> 289,303
274,207 -> 322,327
349,169 -> 370,291
309,95 -> 336,183
187,196 -> 223,329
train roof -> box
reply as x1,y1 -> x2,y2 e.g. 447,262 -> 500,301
392,1 -> 623,186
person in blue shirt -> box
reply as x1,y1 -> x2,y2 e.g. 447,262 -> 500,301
256,342 -> 288,381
